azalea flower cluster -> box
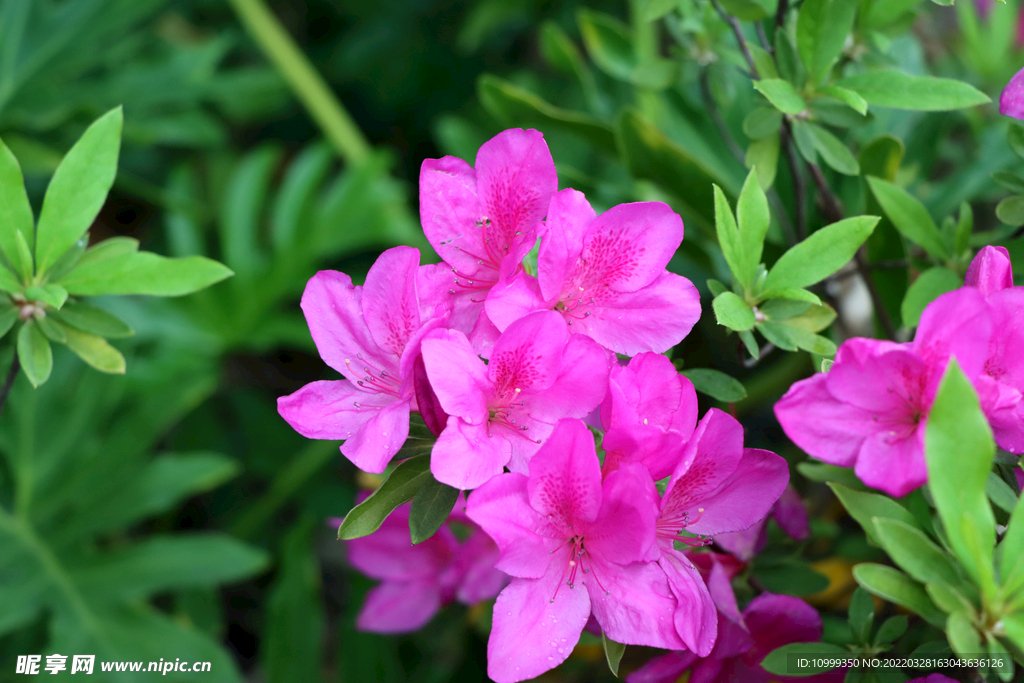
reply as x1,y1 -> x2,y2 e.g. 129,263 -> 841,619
776,246 -> 1024,497
278,129 -> 791,682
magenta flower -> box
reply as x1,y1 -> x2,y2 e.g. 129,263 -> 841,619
966,246 -> 1014,296
1001,66 -> 1024,119
466,418 -> 686,683
486,188 -> 701,356
277,247 -> 449,473
342,498 -> 507,633
908,676 -> 958,683
419,128 -> 558,352
655,408 -> 790,655
421,311 -> 610,489
775,287 -> 993,496
716,483 -> 810,561
599,352 -> 698,480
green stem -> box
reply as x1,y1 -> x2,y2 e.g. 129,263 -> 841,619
226,0 -> 371,164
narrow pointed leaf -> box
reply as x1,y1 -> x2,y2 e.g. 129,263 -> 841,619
602,633 -> 626,677
58,323 -> 125,374
58,252 -> 233,297
338,456 -> 432,540
409,476 -> 460,544
866,177 -> 949,260
872,518 -> 963,587
852,563 -> 946,627
737,169 -> 770,284
680,368 -> 747,402
0,137 -> 35,266
713,292 -> 755,331
17,322 -> 52,387
764,217 -> 878,294
837,72 -> 990,111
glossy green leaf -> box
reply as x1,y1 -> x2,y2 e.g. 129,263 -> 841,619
852,563 -> 946,627
737,169 -> 770,286
1000,487 -> 1024,594
9,229 -> 33,283
955,203 -> 972,256
0,137 -> 35,276
996,195 -> 1024,226
739,329 -> 760,358
35,316 -> 66,344
338,456 -> 432,540
985,472 -> 1017,514
753,79 -> 807,115
873,616 -> 908,646
17,321 -> 51,387
747,133 -> 781,190
757,321 -> 836,355
836,72 -> 990,111
59,323 -> 126,374
719,0 -> 769,20
818,85 -> 868,115
714,184 -> 746,286
988,638 -> 1014,682
479,75 -> 616,153
946,611 -> 982,659
767,288 -> 822,306
807,124 -> 860,175
829,483 -> 918,545
924,582 -> 972,615
51,301 -> 134,339
797,0 -> 858,85
409,476 -> 460,544
35,107 -> 123,276
743,107 -> 783,140
0,264 -> 20,293
58,252 -> 233,297
713,292 -> 755,331
680,368 -> 747,402
0,306 -> 17,339
1003,614 -> 1024,652
926,361 -> 997,596
764,216 -> 878,294
24,284 -> 67,310
75,236 -> 139,268
760,298 -> 811,320
849,587 -> 875,643
900,268 -> 961,328
866,177 -> 949,260
863,0 -> 923,28
785,303 -> 837,333
761,642 -> 848,676
991,171 -> 1024,194
602,633 -> 626,677
872,518 -> 963,587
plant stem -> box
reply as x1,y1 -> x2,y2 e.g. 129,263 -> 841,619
711,0 -> 761,79
0,353 -> 19,416
780,123 -> 807,241
226,0 -> 371,164
774,0 -> 789,29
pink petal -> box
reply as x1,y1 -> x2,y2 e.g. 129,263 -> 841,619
454,530 -> 508,604
538,188 -> 594,302
412,355 -> 447,437
854,422 -> 927,497
773,484 -> 810,540
361,246 -> 422,356
744,593 -> 822,656
485,270 -> 547,332
965,246 -> 1014,295
657,549 -> 717,656
468,307 -> 502,358
569,272 -> 702,355
527,332 -> 611,423
826,339 -> 926,414
1001,66 -> 1024,119
577,202 -> 684,292
914,287 -> 992,380
685,448 -> 790,537
466,472 -> 565,579
774,373 -> 876,467
340,399 -> 412,473
487,573 -> 591,683
713,519 -> 767,562
663,409 -> 745,520
278,379 -> 379,440
582,462 -> 660,565
488,311 -> 569,393
346,503 -> 457,580
625,651 -> 698,683
419,155 -> 483,277
527,418 -> 603,526
420,329 -> 490,424
300,270 -> 394,378
431,417 -> 511,490
357,580 -> 442,633
602,424 -> 688,483
416,261 -> 456,321
588,557 -> 688,650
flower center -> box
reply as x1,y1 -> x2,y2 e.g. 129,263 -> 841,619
549,535 -> 608,602
344,353 -> 402,404
657,507 -> 712,548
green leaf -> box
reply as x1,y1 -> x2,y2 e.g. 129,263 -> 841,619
478,75 -> 616,153
818,85 -> 868,115
707,278 -> 728,297
56,323 -> 126,374
900,268 -> 961,328
1003,614 -> 1024,652
799,462 -> 862,488
849,587 -> 875,643
767,288 -> 822,305
764,216 -> 878,294
602,633 -> 626,677
946,611 -> 982,659
785,303 -> 837,332
873,616 -> 908,646
828,482 -> 918,545
715,185 -> 747,287
719,0 -> 769,20
760,298 -> 812,321
540,20 -> 587,76
955,203 -> 972,256
338,456 -> 432,540
739,329 -> 760,358
737,169 -> 770,285
758,321 -> 837,355
264,517 -> 325,683
0,306 -> 17,339
35,316 -> 66,343
743,107 -> 784,140
866,177 -> 949,260
761,642 -> 849,676
58,251 -> 233,297
51,301 -> 134,339
0,136 -> 36,275
991,171 -> 1024,194
680,368 -> 747,402
999,483 -> 1024,594
859,135 -> 904,182
872,518 -> 963,587
577,9 -> 634,81
409,476 -> 460,544
753,79 -> 807,115
17,321 -> 51,387
852,563 -> 946,627
836,72 -> 990,111
926,361 -> 997,597
863,0 -> 923,28
219,146 -> 279,279
1008,123 -> 1024,160
35,107 -> 122,276
0,263 -> 20,293
985,472 -> 1017,514
925,582 -> 972,615
996,196 -> 1024,226
988,638 -> 1014,682
75,236 -> 139,267
807,124 -> 860,176
747,133 -> 781,190
797,0 -> 859,85
713,292 -> 755,331
8,229 -> 33,283
24,284 -> 67,310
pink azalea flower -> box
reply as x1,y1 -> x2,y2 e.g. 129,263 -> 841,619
716,483 -> 810,561
965,246 -> 1014,296
599,352 -> 698,480
419,128 -> 558,354
466,418 -> 686,683
628,588 -> 843,683
341,497 -> 507,633
421,311 -> 610,489
908,676 -> 958,683
486,188 -> 702,356
655,408 -> 790,656
775,288 -> 993,497
1001,66 -> 1024,119
277,247 -> 450,473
